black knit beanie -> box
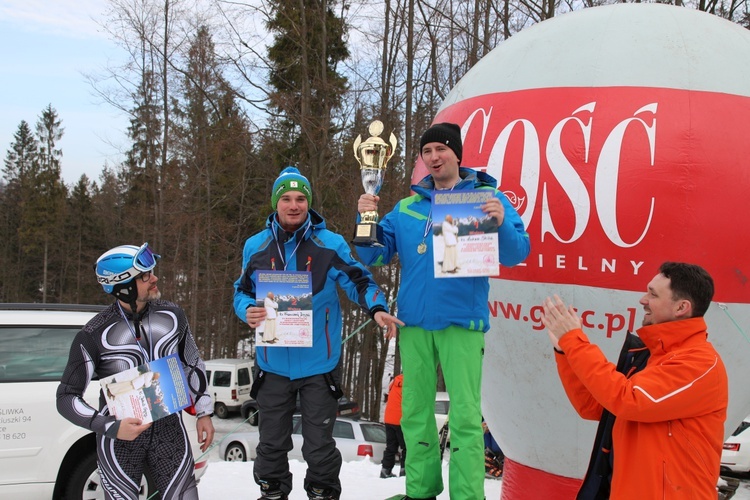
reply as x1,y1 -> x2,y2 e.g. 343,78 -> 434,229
419,123 -> 462,164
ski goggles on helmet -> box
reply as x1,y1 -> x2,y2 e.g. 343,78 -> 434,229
133,242 -> 160,272
96,242 -> 161,287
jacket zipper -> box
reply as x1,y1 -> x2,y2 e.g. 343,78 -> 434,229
325,307 -> 331,359
663,421 -> 671,499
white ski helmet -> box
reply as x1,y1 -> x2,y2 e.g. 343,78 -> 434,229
95,243 -> 160,297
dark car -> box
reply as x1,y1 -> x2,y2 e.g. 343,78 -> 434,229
241,396 -> 360,426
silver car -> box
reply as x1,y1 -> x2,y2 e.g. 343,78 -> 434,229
220,416 -> 387,464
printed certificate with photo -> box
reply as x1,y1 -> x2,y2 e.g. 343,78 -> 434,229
431,189 -> 499,278
255,270 -> 313,347
100,353 -> 191,423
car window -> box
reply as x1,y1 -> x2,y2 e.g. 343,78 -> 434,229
205,370 -> 212,382
238,368 -> 251,386
333,420 -> 354,439
213,370 -> 231,387
0,326 -> 79,381
732,421 -> 750,437
435,400 -> 450,415
359,423 -> 387,443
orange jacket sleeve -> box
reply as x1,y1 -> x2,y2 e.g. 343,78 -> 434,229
555,349 -> 604,421
558,327 -> 726,423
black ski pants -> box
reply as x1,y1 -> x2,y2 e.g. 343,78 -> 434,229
382,423 -> 406,471
253,371 -> 342,497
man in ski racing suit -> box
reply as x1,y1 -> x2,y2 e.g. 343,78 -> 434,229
57,243 -> 214,499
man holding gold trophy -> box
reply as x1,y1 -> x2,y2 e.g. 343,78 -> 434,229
354,122 -> 530,500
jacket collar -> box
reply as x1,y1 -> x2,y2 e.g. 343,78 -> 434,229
265,209 -> 326,242
636,316 -> 709,355
411,167 -> 498,199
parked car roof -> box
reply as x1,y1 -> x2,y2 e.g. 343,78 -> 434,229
205,358 -> 252,366
219,416 -> 386,464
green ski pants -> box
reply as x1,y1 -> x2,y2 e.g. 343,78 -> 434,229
399,325 -> 485,500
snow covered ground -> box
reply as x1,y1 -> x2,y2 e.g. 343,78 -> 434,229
197,459 -> 503,499
196,460 -> 750,500
198,415 -> 750,499
730,478 -> 750,500
197,415 -> 502,499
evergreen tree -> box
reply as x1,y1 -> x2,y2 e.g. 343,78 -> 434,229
1,108 -> 67,302
0,178 -> 8,301
2,121 -> 40,301
36,104 -> 64,179
64,175 -> 105,304
30,105 -> 67,302
265,0 -> 350,186
122,69 -> 162,244
91,165 -> 126,252
170,25 -> 264,357
3,120 -> 38,184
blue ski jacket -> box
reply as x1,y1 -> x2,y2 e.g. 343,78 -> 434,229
355,168 -> 530,332
234,209 -> 388,379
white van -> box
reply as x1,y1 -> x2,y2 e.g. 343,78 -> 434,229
204,358 -> 253,418
0,304 -> 207,499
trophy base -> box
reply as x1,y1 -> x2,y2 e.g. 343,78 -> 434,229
352,222 -> 384,247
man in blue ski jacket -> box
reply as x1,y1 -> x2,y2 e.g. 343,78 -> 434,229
356,123 -> 530,500
234,166 -> 402,500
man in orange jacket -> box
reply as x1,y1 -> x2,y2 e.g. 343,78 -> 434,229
381,373 -> 406,478
542,261 -> 727,499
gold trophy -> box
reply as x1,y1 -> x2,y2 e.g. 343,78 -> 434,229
352,120 -> 397,247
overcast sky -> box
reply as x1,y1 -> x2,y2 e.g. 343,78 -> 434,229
0,0 -> 130,185
0,0 -> 378,186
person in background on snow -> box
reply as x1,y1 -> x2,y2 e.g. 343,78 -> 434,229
542,262 -> 727,499
356,123 -> 530,500
482,419 -> 503,479
234,166 -> 403,500
381,373 -> 407,479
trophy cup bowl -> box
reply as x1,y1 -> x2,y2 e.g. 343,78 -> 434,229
352,120 -> 397,247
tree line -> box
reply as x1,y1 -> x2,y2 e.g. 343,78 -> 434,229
2,0 -> 745,420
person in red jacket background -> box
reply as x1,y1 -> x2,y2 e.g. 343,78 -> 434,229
381,373 -> 407,478
542,261 -> 728,499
